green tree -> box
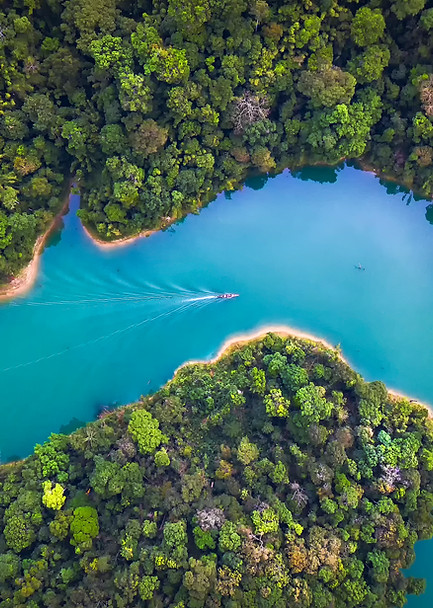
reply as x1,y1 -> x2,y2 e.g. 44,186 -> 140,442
69,507 -> 99,552
297,67 -> 356,107
237,436 -> 259,465
42,481 -> 66,511
351,8 -> 386,47
128,409 -> 167,454
264,388 -> 290,417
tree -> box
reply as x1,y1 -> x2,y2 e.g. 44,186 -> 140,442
145,47 -> 190,84
231,91 -> 270,133
250,0 -> 271,28
219,521 -> 241,552
100,124 -> 126,155
69,507 -> 99,553
391,0 -> 426,20
167,0 -> 211,37
297,67 -> 356,108
4,513 -> 36,553
90,35 -> 132,76
130,119 -> 168,157
154,448 -> 170,467
348,46 -> 390,84
0,553 -> 20,583
128,409 -> 167,454
237,436 -> 259,464
264,388 -> 290,417
139,576 -> 160,600
293,383 -> 333,424
42,481 -> 66,511
351,8 -> 386,47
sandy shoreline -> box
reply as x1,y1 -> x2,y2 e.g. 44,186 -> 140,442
172,325 -> 433,415
0,195 -> 71,302
175,325 -> 347,371
82,224 -> 155,249
82,216 -> 176,250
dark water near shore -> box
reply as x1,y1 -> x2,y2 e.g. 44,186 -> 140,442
1,164 -> 433,603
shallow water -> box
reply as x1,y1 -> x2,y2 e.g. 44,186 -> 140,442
1,164 -> 433,602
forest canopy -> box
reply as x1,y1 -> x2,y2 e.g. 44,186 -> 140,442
2,0 -> 433,279
0,333 -> 432,607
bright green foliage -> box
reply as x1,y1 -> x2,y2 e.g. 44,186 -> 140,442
263,351 -> 287,377
358,380 -> 388,427
237,436 -> 259,465
251,507 -> 279,535
367,549 -> 390,583
219,522 -> 241,553
271,461 -> 288,484
90,35 -> 132,75
264,388 -> 290,417
139,575 -> 160,600
163,521 -> 187,549
250,366 -> 266,395
281,364 -> 309,392
34,434 -> 70,478
69,507 -> 99,552
42,481 -> 66,511
145,47 -> 190,84
143,520 -> 157,538
293,383 -> 333,424
128,409 -> 166,454
154,448 -> 171,467
351,8 -> 386,47
193,526 -> 216,550
348,46 -> 390,84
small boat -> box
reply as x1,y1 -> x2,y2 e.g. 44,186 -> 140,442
217,293 -> 239,300
354,263 -> 365,271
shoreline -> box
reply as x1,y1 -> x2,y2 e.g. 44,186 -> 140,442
172,325 -> 433,415
174,325 -> 348,371
82,216 -> 177,250
0,159 -> 430,295
0,192 -> 72,302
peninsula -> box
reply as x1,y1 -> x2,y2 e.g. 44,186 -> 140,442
0,332 -> 431,607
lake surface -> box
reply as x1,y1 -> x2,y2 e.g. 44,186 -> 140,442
1,164 -> 433,604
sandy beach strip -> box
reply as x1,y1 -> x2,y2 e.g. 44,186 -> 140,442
175,325 -> 346,370
82,216 -> 177,250
0,196 -> 71,302
172,325 -> 433,415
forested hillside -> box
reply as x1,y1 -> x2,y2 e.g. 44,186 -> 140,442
2,0 -> 433,278
0,333 -> 432,607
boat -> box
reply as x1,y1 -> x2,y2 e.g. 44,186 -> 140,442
217,293 -> 239,300
354,263 -> 365,271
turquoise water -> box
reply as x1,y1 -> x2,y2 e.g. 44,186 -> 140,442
1,164 -> 433,602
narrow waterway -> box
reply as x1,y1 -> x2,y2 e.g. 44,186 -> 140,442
1,164 -> 432,604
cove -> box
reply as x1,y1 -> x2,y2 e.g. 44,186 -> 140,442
1,164 -> 433,604
2,164 -> 433,460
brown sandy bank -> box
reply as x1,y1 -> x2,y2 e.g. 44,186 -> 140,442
173,326 -> 433,415
0,197 -> 71,302
82,216 -> 176,250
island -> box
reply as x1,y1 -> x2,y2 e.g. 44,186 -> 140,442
0,332 -> 432,607
2,0 -> 433,285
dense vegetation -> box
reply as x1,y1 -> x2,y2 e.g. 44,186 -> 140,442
0,333 -> 432,607
2,0 -> 433,279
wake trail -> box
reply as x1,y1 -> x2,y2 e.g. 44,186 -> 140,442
12,289 -> 219,308
1,297 -> 212,373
